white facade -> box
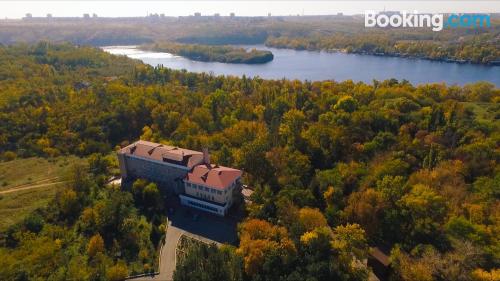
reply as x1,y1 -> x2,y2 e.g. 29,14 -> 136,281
179,194 -> 229,216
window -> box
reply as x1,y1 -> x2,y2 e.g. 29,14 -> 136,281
205,187 -> 209,191
217,190 -> 222,195
187,200 -> 218,213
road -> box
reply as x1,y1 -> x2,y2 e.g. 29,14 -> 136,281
159,221 -> 182,281
128,199 -> 238,281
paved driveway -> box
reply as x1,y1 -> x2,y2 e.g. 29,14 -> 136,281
128,198 -> 239,281
157,222 -> 182,281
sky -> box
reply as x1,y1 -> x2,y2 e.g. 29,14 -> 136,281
1,1 -> 499,19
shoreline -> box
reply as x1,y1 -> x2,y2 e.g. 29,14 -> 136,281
265,44 -> 500,66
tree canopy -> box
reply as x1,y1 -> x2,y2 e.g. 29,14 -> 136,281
0,43 -> 498,281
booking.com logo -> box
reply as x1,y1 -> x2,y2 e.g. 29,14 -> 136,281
365,11 -> 491,31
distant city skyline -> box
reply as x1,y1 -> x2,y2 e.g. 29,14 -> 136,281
2,1 -> 499,19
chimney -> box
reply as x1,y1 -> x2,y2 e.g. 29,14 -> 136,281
202,148 -> 210,166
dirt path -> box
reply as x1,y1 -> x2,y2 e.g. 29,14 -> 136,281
0,176 -> 62,190
0,181 -> 69,194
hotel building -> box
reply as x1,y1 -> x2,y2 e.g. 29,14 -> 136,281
117,140 -> 242,216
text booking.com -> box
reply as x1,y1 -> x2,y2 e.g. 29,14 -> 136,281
365,11 -> 491,31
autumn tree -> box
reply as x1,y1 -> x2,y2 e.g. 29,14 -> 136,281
279,108 -> 306,147
174,243 -> 243,281
332,223 -> 369,261
56,189 -> 80,221
106,261 -> 129,281
236,219 -> 296,276
343,188 -> 386,238
265,146 -> 311,187
298,207 -> 328,233
397,184 -> 447,246
87,233 -> 105,258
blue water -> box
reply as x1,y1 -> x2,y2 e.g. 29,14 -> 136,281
103,45 -> 499,86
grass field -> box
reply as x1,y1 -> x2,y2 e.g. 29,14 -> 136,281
0,185 -> 60,232
0,157 -> 82,191
0,156 -> 83,231
462,102 -> 500,124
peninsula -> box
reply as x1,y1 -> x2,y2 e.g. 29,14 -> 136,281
141,42 -> 274,64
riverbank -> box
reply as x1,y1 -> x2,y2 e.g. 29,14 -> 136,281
344,50 -> 500,66
267,44 -> 500,66
265,35 -> 500,66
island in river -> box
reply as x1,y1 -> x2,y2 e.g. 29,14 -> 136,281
140,42 -> 274,64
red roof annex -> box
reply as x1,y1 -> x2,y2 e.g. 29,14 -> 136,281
186,164 -> 242,190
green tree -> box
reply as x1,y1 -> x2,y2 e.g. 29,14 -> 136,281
106,261 -> 128,281
398,184 -> 447,245
174,243 -> 243,281
279,109 -> 306,146
334,95 -> 358,113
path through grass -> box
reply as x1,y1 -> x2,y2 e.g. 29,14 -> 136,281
0,156 -> 83,231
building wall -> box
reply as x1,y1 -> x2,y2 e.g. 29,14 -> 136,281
121,154 -> 189,194
118,150 -> 242,216
117,152 -> 128,179
184,180 -> 237,205
179,194 -> 227,216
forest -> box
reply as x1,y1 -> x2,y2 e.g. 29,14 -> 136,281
0,42 -> 498,281
141,42 -> 274,64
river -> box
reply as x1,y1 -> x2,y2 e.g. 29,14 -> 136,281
102,45 -> 499,86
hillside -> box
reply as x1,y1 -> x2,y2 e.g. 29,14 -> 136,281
0,43 -> 498,281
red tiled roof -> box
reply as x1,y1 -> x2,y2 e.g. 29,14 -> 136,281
186,164 -> 242,190
119,140 -> 243,188
119,140 -> 204,169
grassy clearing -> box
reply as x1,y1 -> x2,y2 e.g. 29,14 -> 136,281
0,184 -> 63,231
0,156 -> 82,191
462,102 -> 499,124
0,156 -> 84,231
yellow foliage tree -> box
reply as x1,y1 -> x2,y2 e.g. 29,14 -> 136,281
237,219 -> 296,275
323,186 -> 336,205
298,207 -> 328,232
471,268 -> 500,281
87,233 -> 105,258
57,189 -> 79,217
106,261 -> 129,281
300,231 -> 319,245
332,223 -> 368,261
